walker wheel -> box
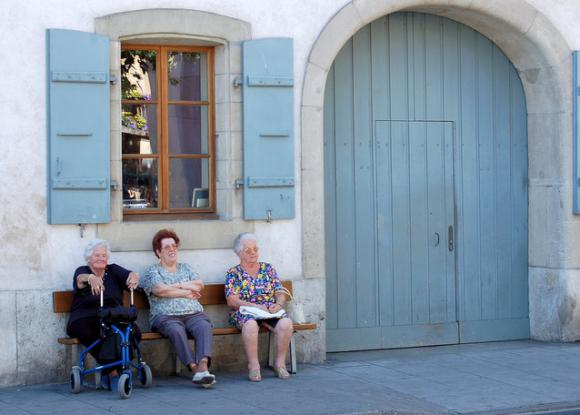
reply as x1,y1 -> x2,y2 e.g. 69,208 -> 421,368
140,363 -> 153,388
118,373 -> 132,399
70,366 -> 81,394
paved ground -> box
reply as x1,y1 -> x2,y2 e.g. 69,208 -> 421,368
2,340 -> 580,414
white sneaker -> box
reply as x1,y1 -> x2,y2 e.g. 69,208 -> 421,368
192,371 -> 216,388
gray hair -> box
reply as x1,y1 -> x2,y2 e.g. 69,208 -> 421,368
84,239 -> 111,262
233,232 -> 258,255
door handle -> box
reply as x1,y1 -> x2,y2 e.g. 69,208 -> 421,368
448,225 -> 454,252
432,232 -> 440,247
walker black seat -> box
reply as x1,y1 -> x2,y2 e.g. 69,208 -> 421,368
98,306 -> 138,323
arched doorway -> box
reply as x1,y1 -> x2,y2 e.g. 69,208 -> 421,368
323,12 -> 528,351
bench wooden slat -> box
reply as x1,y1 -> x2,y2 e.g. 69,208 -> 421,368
53,281 -> 294,313
57,323 -> 317,345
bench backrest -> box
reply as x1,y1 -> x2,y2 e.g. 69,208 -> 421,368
53,281 -> 294,313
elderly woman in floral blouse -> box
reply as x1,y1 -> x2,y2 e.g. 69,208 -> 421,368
225,232 -> 294,382
141,229 -> 216,388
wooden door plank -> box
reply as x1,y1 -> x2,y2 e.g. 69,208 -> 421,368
388,14 -> 409,120
409,122 -> 430,324
375,121 -> 395,327
477,35 -> 498,321
391,121 -> 413,325
425,15 -> 444,121
426,122 -> 449,323
510,68 -> 529,319
353,26 -> 378,328
324,66 -> 338,330
334,40 -> 357,329
458,25 -> 482,322
493,48 -> 513,320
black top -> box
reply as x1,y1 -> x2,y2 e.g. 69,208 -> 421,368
67,264 -> 131,326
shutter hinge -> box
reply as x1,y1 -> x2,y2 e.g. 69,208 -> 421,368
235,179 -> 244,189
110,74 -> 117,85
110,179 -> 120,191
233,77 -> 243,87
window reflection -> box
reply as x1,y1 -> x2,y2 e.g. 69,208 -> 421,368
168,51 -> 208,101
121,50 -> 157,100
169,158 -> 209,209
122,159 -> 158,209
122,104 -> 157,154
168,106 -> 208,155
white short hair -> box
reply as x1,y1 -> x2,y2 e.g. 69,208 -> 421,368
233,232 -> 258,254
84,239 -> 111,262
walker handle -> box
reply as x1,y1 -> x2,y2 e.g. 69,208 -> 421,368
130,288 -> 134,306
100,289 -> 104,308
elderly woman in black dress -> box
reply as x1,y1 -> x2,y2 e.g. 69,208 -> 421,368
66,239 -> 140,389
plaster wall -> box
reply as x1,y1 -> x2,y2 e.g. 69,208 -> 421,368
0,0 -> 579,385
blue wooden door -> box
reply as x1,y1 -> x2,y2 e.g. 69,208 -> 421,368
324,12 -> 529,352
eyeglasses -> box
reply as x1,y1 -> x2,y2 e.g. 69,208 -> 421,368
161,244 -> 178,251
243,247 -> 259,254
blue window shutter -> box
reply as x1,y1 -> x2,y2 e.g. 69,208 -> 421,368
47,29 -> 110,224
574,51 -> 580,214
242,38 -> 294,220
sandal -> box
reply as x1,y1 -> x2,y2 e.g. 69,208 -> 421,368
273,366 -> 290,380
248,369 -> 262,382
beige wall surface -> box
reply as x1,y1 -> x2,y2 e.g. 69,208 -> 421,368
1,0 -> 580,386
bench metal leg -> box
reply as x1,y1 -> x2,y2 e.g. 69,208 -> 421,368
176,355 -> 182,376
268,332 -> 275,369
289,335 -> 297,374
267,331 -> 298,374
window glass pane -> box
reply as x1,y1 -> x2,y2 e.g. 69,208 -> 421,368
169,158 -> 209,209
122,159 -> 158,209
168,105 -> 208,155
122,104 -> 158,154
121,50 -> 157,100
168,51 -> 208,101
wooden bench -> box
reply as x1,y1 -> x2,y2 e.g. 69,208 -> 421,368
53,281 -> 317,375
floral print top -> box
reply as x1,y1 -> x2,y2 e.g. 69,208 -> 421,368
224,262 -> 285,328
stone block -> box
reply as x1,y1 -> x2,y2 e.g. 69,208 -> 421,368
230,74 -> 243,103
231,102 -> 243,133
352,0 -> 403,24
214,74 -> 229,105
520,62 -> 571,115
228,42 -> 243,76
302,63 -> 328,108
468,0 -> 536,33
528,184 -> 567,269
215,159 -> 230,190
214,44 -> 227,76
215,103 -> 230,132
96,10 -> 251,43
215,131 -> 231,162
300,105 -> 324,171
309,3 -> 364,70
230,131 -> 243,162
529,267 -> 580,342
301,168 -> 326,279
528,112 -> 572,182
16,290 -> 67,385
560,216 -> 580,268
524,12 -> 571,70
0,292 -> 17,387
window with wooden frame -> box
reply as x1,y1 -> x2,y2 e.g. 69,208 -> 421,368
120,45 -> 215,216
